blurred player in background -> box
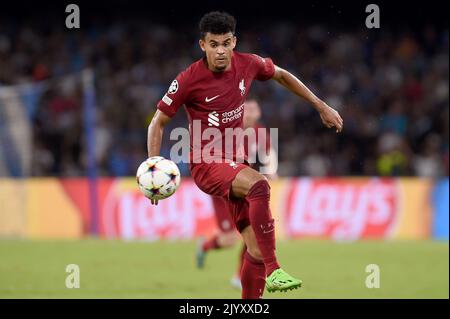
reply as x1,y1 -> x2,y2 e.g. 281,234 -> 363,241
147,11 -> 343,298
196,98 -> 278,291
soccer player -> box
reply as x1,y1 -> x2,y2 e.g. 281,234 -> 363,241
147,11 -> 343,299
196,98 -> 277,291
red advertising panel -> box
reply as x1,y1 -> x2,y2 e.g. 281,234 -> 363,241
283,178 -> 399,240
98,179 -> 217,240
60,178 -> 217,240
1,177 -> 431,240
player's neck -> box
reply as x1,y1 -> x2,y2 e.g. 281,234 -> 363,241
204,56 -> 233,73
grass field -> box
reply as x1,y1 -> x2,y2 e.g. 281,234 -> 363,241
0,239 -> 448,299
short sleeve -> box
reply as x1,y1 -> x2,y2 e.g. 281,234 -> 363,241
251,54 -> 275,81
156,70 -> 190,118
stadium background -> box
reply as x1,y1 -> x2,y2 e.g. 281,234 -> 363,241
0,0 -> 448,298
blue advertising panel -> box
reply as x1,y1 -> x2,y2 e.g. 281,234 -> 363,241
432,178 -> 449,240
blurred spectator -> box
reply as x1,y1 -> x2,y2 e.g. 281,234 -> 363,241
412,134 -> 446,177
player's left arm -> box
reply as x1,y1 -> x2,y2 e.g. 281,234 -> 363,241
271,65 -> 343,133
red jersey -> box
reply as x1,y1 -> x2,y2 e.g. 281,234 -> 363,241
157,51 -> 275,164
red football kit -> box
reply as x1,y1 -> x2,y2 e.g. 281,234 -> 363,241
157,52 -> 281,299
211,122 -> 272,233
157,51 -> 275,231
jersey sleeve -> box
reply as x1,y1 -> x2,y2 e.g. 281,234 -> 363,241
156,70 -> 190,118
251,54 -> 275,81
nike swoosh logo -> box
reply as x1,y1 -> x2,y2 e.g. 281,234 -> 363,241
205,95 -> 220,102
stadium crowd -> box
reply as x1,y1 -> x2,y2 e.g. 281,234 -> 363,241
0,20 -> 448,177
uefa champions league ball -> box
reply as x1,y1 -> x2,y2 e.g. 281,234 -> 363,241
136,156 -> 181,200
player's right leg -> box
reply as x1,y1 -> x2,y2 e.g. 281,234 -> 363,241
231,167 -> 302,294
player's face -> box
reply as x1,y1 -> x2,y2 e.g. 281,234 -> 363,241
199,32 -> 236,72
243,100 -> 261,128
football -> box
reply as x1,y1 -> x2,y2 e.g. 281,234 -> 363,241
136,156 -> 181,200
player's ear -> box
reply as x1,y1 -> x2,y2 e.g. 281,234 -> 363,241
232,36 -> 237,49
199,39 -> 206,52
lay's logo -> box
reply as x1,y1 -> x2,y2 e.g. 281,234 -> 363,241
283,178 -> 399,240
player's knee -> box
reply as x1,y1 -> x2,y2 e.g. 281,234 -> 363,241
247,246 -> 263,261
246,178 -> 270,200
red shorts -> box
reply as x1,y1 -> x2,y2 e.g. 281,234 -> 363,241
211,196 -> 235,232
190,161 -> 251,232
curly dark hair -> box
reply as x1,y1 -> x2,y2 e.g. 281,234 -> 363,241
199,11 -> 236,38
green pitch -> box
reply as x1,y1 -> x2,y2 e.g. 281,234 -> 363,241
0,239 -> 448,299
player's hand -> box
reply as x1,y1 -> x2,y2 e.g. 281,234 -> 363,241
317,101 -> 343,133
150,198 -> 159,205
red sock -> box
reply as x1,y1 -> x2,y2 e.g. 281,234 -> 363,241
202,235 -> 220,252
246,180 -> 280,276
241,251 -> 266,299
236,244 -> 247,278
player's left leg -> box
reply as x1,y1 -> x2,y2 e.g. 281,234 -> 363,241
240,225 -> 266,298
231,167 -> 279,275
231,167 -> 302,293
240,224 -> 302,296
190,161 -> 300,294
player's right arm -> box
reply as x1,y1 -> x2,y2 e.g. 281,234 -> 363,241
147,110 -> 172,206
147,110 -> 172,158
147,70 -> 190,205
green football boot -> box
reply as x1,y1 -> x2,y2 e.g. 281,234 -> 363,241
265,268 -> 302,293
